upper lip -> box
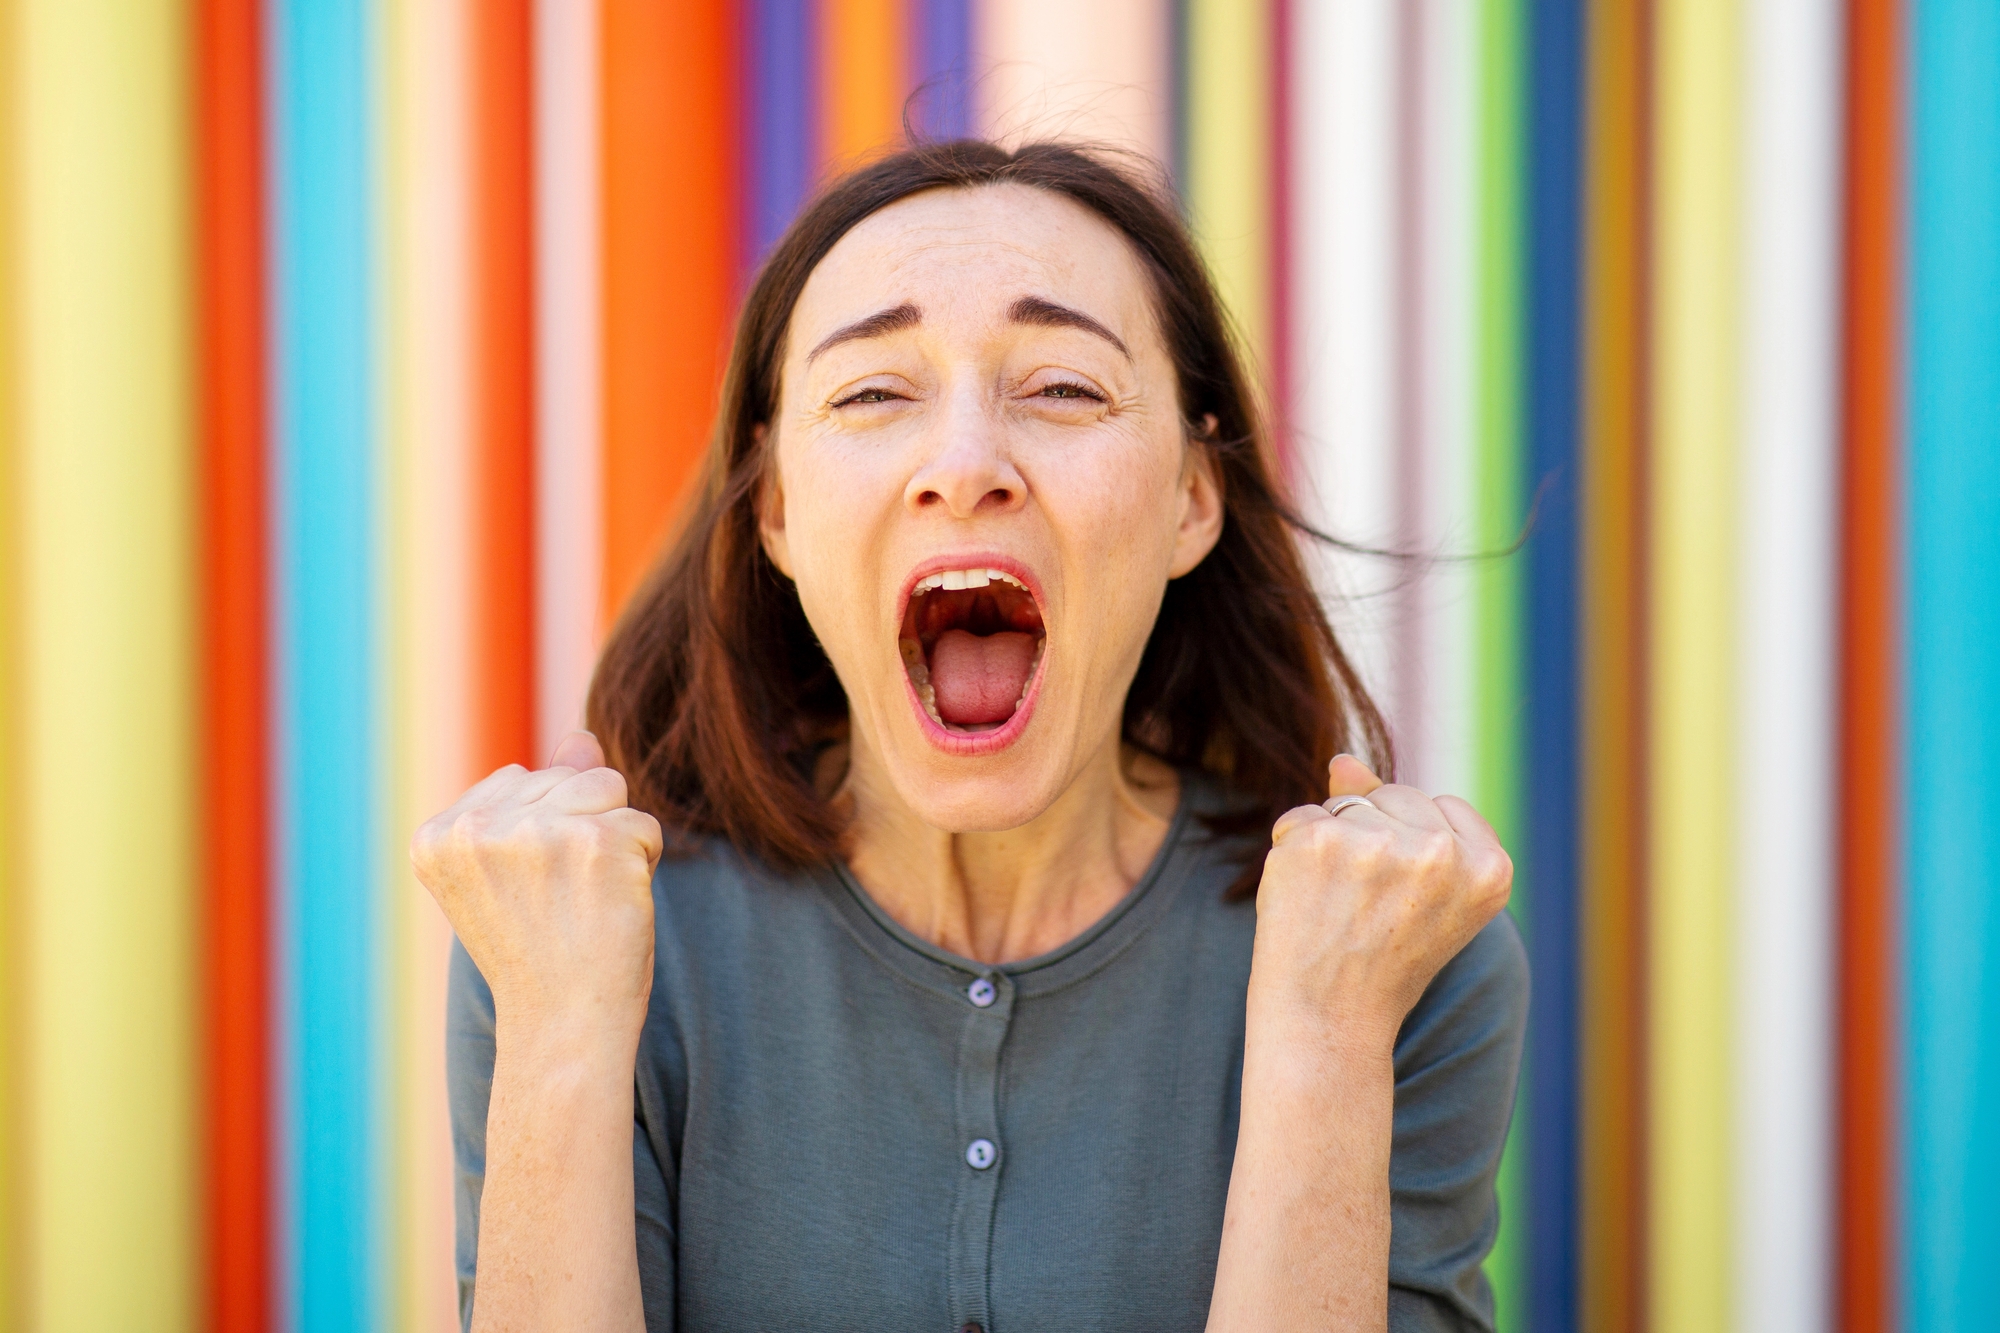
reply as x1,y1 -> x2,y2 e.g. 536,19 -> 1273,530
896,552 -> 1048,627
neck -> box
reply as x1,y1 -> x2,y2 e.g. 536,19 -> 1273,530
835,736 -> 1179,965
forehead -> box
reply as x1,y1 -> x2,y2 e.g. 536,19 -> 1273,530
790,183 -> 1157,342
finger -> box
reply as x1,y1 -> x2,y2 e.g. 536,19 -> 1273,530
599,807 -> 665,871
550,729 -> 605,772
450,762 -> 534,813
508,763 -> 585,806
1434,794 -> 1503,850
542,764 -> 631,816
1327,753 -> 1385,799
1356,783 -> 1453,832
1271,802 -> 1332,846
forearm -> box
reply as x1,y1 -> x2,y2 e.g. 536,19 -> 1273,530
1207,995 -> 1396,1332
471,1020 -> 646,1333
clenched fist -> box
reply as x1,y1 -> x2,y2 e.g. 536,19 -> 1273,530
1250,754 -> 1513,1049
411,731 -> 664,1040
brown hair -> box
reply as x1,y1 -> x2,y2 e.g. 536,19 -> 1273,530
587,139 -> 1390,891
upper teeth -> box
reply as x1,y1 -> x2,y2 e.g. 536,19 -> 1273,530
913,568 -> 1027,594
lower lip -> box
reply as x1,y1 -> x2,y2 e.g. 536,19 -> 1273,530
903,646 -> 1047,756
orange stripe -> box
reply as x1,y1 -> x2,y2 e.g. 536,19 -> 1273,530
472,0 -> 538,772
822,0 -> 907,166
195,0 -> 269,1325
600,0 -> 740,624
1579,0 -> 1652,1324
1836,0 -> 1902,1328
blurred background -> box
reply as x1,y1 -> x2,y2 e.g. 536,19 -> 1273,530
2,0 -> 1994,1329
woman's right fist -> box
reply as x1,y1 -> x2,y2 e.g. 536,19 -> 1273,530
411,730 -> 664,1038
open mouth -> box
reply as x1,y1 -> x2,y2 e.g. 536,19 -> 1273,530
899,565 -> 1047,737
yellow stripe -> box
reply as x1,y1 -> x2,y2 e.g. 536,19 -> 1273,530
379,0 -> 467,1326
0,0 -> 20,1321
1183,0 -> 1272,376
1648,0 -> 1739,1326
15,1 -> 195,1327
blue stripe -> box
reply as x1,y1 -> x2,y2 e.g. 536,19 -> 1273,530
747,0 -> 817,262
1521,0 -> 1583,1326
1906,1 -> 2000,1326
271,1 -> 382,1328
911,0 -> 972,139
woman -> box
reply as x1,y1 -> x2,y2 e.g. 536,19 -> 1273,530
418,140 -> 1526,1333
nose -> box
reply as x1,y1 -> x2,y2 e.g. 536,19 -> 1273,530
904,386 -> 1025,519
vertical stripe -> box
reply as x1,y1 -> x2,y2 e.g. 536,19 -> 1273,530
910,0 -> 971,139
535,0 -> 602,751
600,0 -> 739,622
1835,0 -> 1902,1326
1578,0 -> 1652,1324
271,0 -> 383,1325
1284,0 -> 1395,725
1185,0 -> 1273,376
0,1 -> 17,1318
17,0 -> 197,1326
1521,0 -> 1584,1325
972,0 -> 1172,164
470,0 -> 537,776
822,0 -> 906,165
1400,0 -> 1480,803
197,0 -> 272,1326
1472,0 -> 1527,1314
384,0 -> 474,1327
1648,0 -> 1739,1325
1737,0 -> 1840,1328
1905,0 -> 2000,1323
747,0 -> 818,262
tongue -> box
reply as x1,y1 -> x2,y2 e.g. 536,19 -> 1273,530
930,629 -> 1039,726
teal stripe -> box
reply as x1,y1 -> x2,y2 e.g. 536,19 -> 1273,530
1905,0 -> 2000,1326
271,0 -> 384,1327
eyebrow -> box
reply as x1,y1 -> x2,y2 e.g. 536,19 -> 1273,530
805,302 -> 923,365
1008,295 -> 1130,359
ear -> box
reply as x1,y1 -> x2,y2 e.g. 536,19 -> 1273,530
753,424 -> 796,578
1168,415 -> 1225,578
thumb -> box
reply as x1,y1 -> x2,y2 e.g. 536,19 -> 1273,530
1327,752 -> 1384,799
550,729 -> 606,772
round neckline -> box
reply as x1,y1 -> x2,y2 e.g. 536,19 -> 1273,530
819,778 -> 1202,1000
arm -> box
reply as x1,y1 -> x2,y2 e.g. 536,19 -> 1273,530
1207,756 -> 1514,1331
416,732 -> 663,1333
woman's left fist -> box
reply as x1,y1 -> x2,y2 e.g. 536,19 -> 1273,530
1250,755 -> 1513,1047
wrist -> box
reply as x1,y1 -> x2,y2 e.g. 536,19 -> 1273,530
1243,972 -> 1402,1067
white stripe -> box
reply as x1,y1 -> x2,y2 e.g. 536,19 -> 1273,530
1290,0 -> 1400,742
535,0 -> 603,756
1735,1 -> 1840,1327
1404,0 -> 1479,798
971,0 -> 1173,165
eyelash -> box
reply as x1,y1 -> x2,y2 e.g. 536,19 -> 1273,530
832,380 -> 1105,408
831,387 -> 905,407
1038,380 -> 1105,402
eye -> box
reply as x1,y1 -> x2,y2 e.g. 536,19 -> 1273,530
1038,380 -> 1105,402
832,387 -> 906,407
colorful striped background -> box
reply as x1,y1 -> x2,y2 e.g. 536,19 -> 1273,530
0,1 -> 1994,1330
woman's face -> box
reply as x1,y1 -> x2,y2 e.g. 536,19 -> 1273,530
760,183 -> 1223,831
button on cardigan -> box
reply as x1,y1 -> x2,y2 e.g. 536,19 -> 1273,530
449,778 -> 1529,1332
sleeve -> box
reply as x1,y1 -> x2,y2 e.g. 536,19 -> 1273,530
446,938 -> 496,1333
446,938 -> 680,1332
1385,911 -> 1531,1332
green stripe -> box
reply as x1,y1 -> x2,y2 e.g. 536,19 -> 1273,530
1474,0 -> 1528,1322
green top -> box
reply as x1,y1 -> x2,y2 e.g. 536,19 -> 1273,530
450,778 -> 1527,1332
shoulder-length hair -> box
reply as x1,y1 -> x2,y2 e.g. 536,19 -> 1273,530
588,139 -> 1389,891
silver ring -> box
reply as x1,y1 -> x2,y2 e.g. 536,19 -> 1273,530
1326,794 -> 1377,819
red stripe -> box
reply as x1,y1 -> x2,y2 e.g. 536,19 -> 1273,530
473,0 -> 539,772
1836,0 -> 1903,1326
600,0 -> 741,624
196,0 -> 270,1325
